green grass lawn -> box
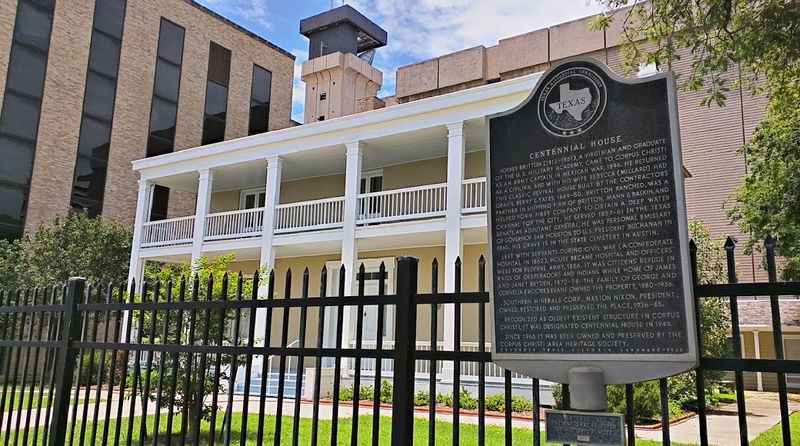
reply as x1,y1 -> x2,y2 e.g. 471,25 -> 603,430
751,412 -> 800,446
1,390 -> 50,412
0,411 -> 691,445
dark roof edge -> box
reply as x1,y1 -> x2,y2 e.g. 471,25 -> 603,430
187,1 -> 295,60
299,4 -> 387,46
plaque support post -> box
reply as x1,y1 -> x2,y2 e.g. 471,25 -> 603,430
568,367 -> 607,411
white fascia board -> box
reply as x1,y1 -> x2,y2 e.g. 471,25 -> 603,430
356,218 -> 448,239
134,73 -> 542,180
273,228 -> 344,246
139,244 -> 192,259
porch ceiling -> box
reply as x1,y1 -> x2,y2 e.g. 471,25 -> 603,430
151,117 -> 488,193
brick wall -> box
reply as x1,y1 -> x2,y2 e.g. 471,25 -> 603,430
4,0 -> 295,232
392,13 -> 767,281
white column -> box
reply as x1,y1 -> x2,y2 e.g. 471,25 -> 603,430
259,157 -> 283,272
124,178 -> 153,341
753,330 -> 763,391
254,157 -> 283,378
341,141 -> 362,294
340,141 -> 362,351
443,122 -> 465,357
191,169 -> 214,267
127,179 -> 153,290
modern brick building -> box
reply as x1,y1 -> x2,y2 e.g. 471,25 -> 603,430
0,0 -> 295,239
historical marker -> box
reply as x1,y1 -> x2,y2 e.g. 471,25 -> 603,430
545,410 -> 625,446
487,58 -> 697,385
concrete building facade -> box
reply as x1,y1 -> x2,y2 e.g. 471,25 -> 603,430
0,0 -> 295,239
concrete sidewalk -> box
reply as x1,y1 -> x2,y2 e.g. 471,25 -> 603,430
636,391 -> 800,445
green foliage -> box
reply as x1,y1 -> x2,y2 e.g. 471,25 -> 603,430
484,393 -> 533,413
77,350 -> 113,386
414,390 -> 430,406
592,1 -> 800,281
728,71 -> 800,281
338,380 -> 393,404
133,254 -> 262,424
591,0 -> 800,106
0,212 -> 132,290
485,394 -> 506,412
607,382 -> 681,421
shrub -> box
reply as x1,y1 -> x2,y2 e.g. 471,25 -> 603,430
459,388 -> 478,410
511,395 -> 533,413
379,380 -> 393,403
339,385 -> 371,401
484,393 -> 533,413
486,394 -> 505,412
436,392 -> 452,407
414,390 -> 430,406
434,388 -> 478,410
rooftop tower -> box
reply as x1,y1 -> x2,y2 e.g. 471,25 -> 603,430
300,5 -> 388,123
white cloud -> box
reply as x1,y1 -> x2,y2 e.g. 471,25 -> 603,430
200,0 -> 273,30
347,0 -> 607,61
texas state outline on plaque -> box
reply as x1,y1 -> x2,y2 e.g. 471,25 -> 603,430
548,83 -> 591,121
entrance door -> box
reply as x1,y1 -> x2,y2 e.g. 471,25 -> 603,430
359,258 -> 395,344
324,258 -> 395,347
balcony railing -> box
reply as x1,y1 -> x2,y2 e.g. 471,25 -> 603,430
205,207 -> 264,241
357,182 -> 447,225
139,178 -> 487,248
463,177 -> 487,213
275,196 -> 346,234
141,216 -> 194,248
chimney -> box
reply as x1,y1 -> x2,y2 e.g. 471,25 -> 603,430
299,5 -> 388,123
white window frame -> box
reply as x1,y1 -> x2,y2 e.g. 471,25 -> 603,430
239,187 -> 266,210
360,169 -> 384,194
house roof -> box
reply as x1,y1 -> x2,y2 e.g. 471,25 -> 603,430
738,299 -> 800,327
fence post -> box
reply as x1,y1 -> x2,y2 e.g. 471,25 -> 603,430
392,257 -> 418,446
48,277 -> 85,446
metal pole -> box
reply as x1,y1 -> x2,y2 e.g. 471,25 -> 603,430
391,257 -> 418,446
48,278 -> 85,446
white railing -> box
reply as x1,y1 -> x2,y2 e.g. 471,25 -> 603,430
357,183 -> 447,225
462,177 -> 487,213
205,207 -> 264,241
141,216 -> 195,247
275,196 -> 345,234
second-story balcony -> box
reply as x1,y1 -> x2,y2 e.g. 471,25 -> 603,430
140,177 -> 487,249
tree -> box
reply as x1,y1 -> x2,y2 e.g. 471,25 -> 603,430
591,0 -> 800,105
727,76 -> 800,280
0,212 -> 132,291
133,254 -> 261,440
591,0 -> 800,280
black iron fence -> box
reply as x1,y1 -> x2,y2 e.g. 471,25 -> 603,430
0,237 -> 798,445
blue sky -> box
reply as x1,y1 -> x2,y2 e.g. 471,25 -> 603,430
196,0 -> 607,122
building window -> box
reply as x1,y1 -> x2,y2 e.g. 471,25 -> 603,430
239,188 -> 266,209
0,0 -> 56,239
146,18 -> 185,221
202,42 -> 231,144
248,64 -> 271,135
70,0 -> 127,217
